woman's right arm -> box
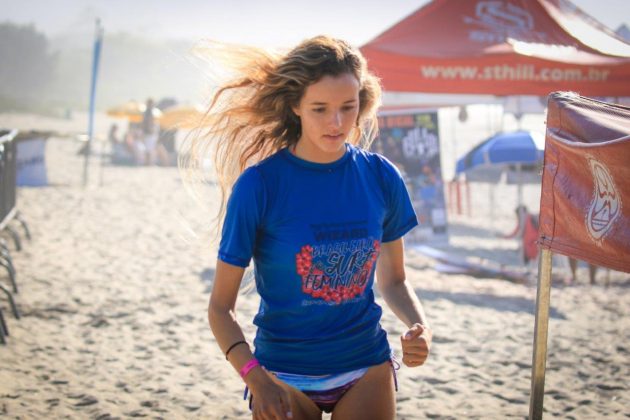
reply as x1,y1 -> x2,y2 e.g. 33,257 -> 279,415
208,260 -> 293,419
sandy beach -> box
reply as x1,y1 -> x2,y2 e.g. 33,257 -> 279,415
0,113 -> 628,419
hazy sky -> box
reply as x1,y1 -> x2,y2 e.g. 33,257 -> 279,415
2,0 -> 629,48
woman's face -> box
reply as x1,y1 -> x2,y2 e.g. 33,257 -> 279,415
292,72 -> 360,163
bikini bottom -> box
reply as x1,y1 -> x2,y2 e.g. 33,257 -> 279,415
245,359 -> 399,414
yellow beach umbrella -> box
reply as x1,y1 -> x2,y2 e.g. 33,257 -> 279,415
106,100 -> 162,123
159,104 -> 206,129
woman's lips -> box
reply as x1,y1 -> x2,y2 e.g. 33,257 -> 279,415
323,133 -> 344,140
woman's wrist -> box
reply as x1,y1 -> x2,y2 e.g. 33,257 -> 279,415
409,322 -> 432,336
239,358 -> 260,378
243,363 -> 271,390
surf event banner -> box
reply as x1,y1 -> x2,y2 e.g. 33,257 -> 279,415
373,111 -> 448,245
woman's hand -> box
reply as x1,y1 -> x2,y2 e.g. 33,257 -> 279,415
248,369 -> 293,420
400,323 -> 432,367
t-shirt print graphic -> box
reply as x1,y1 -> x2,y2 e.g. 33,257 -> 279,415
295,238 -> 380,305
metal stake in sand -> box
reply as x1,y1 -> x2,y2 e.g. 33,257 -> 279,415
529,247 -> 552,420
82,19 -> 104,187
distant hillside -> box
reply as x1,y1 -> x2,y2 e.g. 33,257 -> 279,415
46,31 -> 206,110
1,22 -> 207,113
0,22 -> 57,111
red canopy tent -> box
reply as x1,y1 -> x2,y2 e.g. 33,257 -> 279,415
361,0 -> 630,96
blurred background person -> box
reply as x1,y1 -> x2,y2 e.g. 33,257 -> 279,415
568,258 -> 599,285
109,123 -> 134,165
141,98 -> 158,165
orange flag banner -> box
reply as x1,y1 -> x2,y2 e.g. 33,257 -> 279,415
539,92 -> 630,273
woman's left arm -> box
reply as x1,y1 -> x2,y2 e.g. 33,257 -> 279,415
376,237 -> 432,367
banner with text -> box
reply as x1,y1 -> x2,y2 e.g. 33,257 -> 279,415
373,111 -> 448,245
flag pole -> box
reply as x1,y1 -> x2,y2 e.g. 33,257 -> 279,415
83,19 -> 104,187
529,247 -> 553,419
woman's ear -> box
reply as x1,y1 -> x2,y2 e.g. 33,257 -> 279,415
291,106 -> 301,118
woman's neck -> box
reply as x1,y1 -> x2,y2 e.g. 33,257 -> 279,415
290,139 -> 346,164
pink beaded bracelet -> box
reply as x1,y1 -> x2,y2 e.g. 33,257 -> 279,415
239,358 -> 260,379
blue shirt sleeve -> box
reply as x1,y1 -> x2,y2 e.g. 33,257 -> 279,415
218,167 -> 266,267
379,157 -> 418,243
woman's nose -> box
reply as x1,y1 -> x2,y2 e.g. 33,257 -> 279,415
329,111 -> 342,128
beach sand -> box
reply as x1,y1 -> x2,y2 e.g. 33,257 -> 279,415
0,113 -> 628,419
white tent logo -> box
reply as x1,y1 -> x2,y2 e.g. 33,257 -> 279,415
465,1 -> 546,43
586,157 -> 621,243
473,1 -> 532,32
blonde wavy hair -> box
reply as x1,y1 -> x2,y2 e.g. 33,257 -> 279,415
180,35 -> 382,242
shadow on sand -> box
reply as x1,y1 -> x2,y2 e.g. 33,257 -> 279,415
417,288 -> 566,320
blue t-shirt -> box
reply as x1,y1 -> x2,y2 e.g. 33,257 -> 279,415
218,143 -> 418,375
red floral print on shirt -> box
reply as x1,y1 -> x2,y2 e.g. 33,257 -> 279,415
295,239 -> 380,305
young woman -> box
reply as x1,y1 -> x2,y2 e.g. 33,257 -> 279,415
195,35 -> 432,420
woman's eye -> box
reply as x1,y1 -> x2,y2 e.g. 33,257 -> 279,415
342,106 -> 356,112
312,108 -> 325,113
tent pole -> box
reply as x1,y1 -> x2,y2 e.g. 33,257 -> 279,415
452,106 -> 458,163
99,136 -> 106,186
456,180 -> 462,215
466,180 -> 471,217
517,96 -> 522,130
517,163 -> 523,208
489,184 -> 495,222
529,248 -> 553,420
487,103 -> 492,137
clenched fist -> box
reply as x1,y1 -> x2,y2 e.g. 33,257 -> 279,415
400,323 -> 432,367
